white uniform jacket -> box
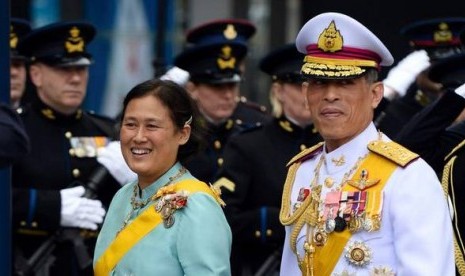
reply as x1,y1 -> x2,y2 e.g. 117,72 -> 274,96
280,123 -> 454,276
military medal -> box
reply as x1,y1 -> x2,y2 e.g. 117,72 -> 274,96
323,191 -> 340,233
313,229 -> 327,246
163,215 -> 175,228
344,241 -> 372,267
325,218 -> 336,233
324,177 -> 334,188
334,216 -> 347,232
371,266 -> 395,276
362,216 -> 374,232
348,213 -> 362,233
298,188 -> 310,201
69,136 -> 109,158
362,190 -> 383,232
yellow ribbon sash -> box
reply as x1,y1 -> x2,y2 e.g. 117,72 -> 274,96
312,152 -> 397,276
94,179 -> 219,276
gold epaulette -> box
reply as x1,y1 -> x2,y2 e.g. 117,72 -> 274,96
368,140 -> 419,168
445,139 -> 465,161
286,142 -> 324,167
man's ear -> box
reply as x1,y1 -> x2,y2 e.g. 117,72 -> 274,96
371,81 -> 384,109
29,64 -> 42,87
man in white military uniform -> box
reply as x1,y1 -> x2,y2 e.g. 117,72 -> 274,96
279,12 -> 454,275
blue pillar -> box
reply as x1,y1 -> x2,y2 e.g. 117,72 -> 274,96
30,0 -> 60,27
0,0 -> 11,273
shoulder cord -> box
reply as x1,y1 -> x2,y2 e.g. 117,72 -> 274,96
442,156 -> 465,275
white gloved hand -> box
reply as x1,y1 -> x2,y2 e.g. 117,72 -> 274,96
383,50 -> 430,98
454,82 -> 465,98
160,66 -> 190,86
60,186 -> 106,230
97,141 -> 137,186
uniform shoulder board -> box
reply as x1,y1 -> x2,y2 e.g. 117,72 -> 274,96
286,142 -> 324,167
239,96 -> 268,113
238,122 -> 263,134
445,139 -> 465,161
368,140 -> 419,168
85,110 -> 116,123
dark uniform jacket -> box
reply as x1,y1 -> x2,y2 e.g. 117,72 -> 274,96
214,116 -> 322,275
375,84 -> 435,137
184,118 -> 246,184
395,90 -> 465,173
12,97 -> 121,275
232,99 -> 271,127
0,103 -> 29,168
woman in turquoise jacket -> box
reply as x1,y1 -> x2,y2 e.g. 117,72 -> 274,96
93,79 -> 231,275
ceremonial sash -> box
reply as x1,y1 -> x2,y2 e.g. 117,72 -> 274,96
94,179 -> 219,276
312,152 -> 397,276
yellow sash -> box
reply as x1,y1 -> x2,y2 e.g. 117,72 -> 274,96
94,179 -> 219,276
312,152 -> 397,276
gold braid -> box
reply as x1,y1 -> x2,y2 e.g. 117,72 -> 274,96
280,162 -> 312,226
442,156 -> 465,275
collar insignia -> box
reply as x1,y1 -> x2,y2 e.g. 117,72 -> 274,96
41,108 -> 56,120
279,120 -> 293,132
331,155 -> 345,166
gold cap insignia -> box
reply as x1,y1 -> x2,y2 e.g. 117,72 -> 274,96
223,24 -> 238,40
217,45 -> 236,69
10,25 -> 18,49
317,20 -> 343,52
433,22 -> 452,43
65,26 -> 85,53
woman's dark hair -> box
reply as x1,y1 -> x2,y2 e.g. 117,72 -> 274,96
120,79 -> 206,163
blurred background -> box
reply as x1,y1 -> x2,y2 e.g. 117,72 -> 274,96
10,0 -> 465,117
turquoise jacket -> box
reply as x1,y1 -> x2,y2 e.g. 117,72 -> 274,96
94,162 -> 232,275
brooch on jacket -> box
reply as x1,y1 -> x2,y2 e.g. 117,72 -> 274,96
154,187 -> 189,228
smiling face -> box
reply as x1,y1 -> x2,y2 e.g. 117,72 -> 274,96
29,63 -> 88,114
120,94 -> 190,188
303,75 -> 383,152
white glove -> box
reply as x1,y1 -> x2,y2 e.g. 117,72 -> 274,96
60,186 -> 106,230
160,66 -> 190,86
455,82 -> 465,98
383,50 -> 430,98
97,141 -> 137,186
